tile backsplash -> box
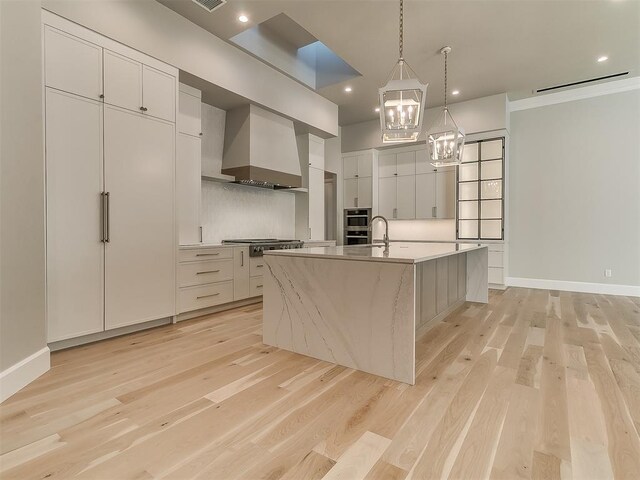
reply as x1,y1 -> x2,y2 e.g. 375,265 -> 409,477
201,181 -> 296,243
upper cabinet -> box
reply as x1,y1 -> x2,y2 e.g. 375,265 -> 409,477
343,151 -> 375,209
178,84 -> 202,137
142,65 -> 176,122
44,26 -> 103,101
103,49 -> 142,112
376,146 -> 455,220
379,151 -> 416,178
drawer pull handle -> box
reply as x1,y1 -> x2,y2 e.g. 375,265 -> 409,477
256,264 -> 264,268
196,270 -> 220,275
197,293 -> 220,299
196,253 -> 220,256
256,285 -> 263,288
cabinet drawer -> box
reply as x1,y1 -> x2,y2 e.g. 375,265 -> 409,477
488,243 -> 504,252
488,251 -> 503,268
250,276 -> 264,297
178,259 -> 233,287
250,257 -> 266,276
178,281 -> 233,313
179,247 -> 233,263
488,267 -> 504,285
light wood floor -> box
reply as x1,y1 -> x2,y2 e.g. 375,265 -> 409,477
1,288 -> 639,480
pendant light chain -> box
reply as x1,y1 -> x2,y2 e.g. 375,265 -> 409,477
444,49 -> 448,110
399,0 -> 404,60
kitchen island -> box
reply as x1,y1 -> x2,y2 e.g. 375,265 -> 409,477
262,242 -> 488,384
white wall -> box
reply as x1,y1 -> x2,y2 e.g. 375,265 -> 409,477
509,89 -> 640,290
201,183 -> 295,244
1,0 -> 49,398
42,0 -> 338,136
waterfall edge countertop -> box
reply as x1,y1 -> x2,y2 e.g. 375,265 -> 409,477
263,241 -> 486,264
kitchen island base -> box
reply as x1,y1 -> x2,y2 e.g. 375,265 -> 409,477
263,244 -> 488,384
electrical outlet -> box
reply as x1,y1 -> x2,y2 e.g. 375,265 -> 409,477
605,269 -> 612,278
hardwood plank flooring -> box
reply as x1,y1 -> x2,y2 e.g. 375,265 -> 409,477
1,288 -> 639,479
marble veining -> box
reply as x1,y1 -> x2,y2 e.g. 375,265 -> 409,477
263,254 -> 416,384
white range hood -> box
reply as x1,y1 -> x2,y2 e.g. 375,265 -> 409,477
222,105 -> 302,189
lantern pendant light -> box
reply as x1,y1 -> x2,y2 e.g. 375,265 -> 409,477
379,0 -> 428,144
428,46 -> 465,167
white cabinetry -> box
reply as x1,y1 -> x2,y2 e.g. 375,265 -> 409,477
296,134 -> 325,240
45,89 -> 104,342
233,247 -> 250,301
103,106 -> 175,330
43,26 -> 102,100
103,49 -> 142,112
343,151 -> 375,209
44,13 -> 177,343
375,146 -> 455,220
378,151 -> 415,219
142,65 -> 176,122
177,84 -> 203,245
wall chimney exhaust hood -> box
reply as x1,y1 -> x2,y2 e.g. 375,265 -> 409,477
222,105 -> 303,189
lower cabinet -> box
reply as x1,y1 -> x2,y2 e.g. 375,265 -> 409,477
177,246 -> 264,315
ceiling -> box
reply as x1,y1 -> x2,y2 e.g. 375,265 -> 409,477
157,0 -> 640,126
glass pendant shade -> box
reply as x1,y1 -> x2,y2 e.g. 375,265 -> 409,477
379,61 -> 428,144
428,107 -> 465,167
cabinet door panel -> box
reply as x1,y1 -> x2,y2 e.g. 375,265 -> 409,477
396,151 -> 416,176
103,49 -> 142,112
378,153 -> 396,178
104,107 -> 175,329
414,150 -> 433,174
309,167 -> 325,240
44,26 -> 102,100
357,154 -> 373,177
142,65 -> 175,122
178,91 -> 201,136
396,175 -> 416,219
46,89 -> 104,342
415,173 -> 436,219
233,247 -> 250,301
343,157 -> 358,179
378,177 -> 396,219
344,178 -> 358,208
177,133 -> 201,245
309,137 -> 325,169
436,170 -> 456,218
358,178 -> 372,208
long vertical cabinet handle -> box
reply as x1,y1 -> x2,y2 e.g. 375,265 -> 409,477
105,192 -> 110,243
241,249 -> 244,267
199,226 -> 203,243
100,192 -> 106,242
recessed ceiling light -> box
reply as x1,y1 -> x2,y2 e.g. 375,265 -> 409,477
374,107 -> 380,112
597,56 -> 608,62
238,14 -> 249,23
344,86 -> 352,92
451,90 -> 460,95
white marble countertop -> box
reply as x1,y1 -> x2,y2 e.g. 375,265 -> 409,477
179,243 -> 234,249
264,242 -> 486,264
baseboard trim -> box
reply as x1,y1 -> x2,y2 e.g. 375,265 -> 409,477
505,277 -> 640,297
177,297 -> 263,322
0,347 -> 50,403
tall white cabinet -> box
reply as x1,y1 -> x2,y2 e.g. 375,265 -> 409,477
343,151 -> 376,209
43,12 -> 177,343
296,134 -> 326,240
177,83 -> 203,245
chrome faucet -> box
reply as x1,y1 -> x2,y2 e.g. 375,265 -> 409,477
369,215 -> 390,250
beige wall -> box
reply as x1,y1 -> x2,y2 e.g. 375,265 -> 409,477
509,89 -> 640,287
0,0 -> 47,370
42,0 -> 338,136
341,93 -> 509,153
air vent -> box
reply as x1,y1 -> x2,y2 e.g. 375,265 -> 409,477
536,72 -> 629,94
191,0 -> 226,13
